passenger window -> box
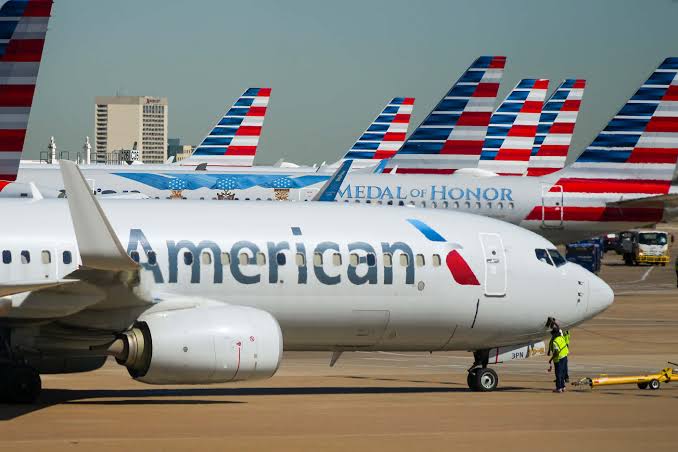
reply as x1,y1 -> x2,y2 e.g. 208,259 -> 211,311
432,254 -> 441,267
148,251 -> 157,266
201,251 -> 212,265
295,253 -> 306,266
487,202 -> 492,209
256,252 -> 266,266
20,250 -> 30,264
184,251 -> 193,265
498,202 -> 504,210
63,251 -> 72,265
383,253 -> 392,267
442,201 -> 449,209
453,201 -> 459,209
366,253 -> 376,267
332,253 -> 342,266
2,250 -> 11,264
416,254 -> 425,267
464,201 -> 471,209
475,202 -> 481,209
41,250 -> 51,264
398,201 -> 404,206
399,254 -> 409,266
548,249 -> 567,267
431,201 -> 437,208
508,202 -> 515,209
409,201 -> 415,206
221,252 -> 231,265
238,253 -> 249,265
420,201 -> 426,207
535,249 -> 553,266
387,200 -> 393,206
130,251 -> 140,263
349,253 -> 359,266
276,253 -> 286,266
313,252 -> 323,266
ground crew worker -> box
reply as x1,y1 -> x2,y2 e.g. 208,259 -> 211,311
548,327 -> 569,393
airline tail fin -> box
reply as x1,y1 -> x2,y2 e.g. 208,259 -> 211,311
386,56 -> 506,174
0,0 -> 52,181
477,79 -> 549,175
342,97 -> 414,161
526,79 -> 585,176
181,88 -> 271,167
560,58 -> 678,187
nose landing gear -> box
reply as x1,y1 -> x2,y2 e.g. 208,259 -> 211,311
467,349 -> 499,392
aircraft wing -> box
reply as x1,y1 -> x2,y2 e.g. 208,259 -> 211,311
0,279 -> 79,298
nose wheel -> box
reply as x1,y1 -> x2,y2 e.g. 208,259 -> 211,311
467,349 -> 499,392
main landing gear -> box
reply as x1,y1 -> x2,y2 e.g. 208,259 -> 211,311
0,364 -> 41,404
467,349 -> 499,392
0,331 -> 41,404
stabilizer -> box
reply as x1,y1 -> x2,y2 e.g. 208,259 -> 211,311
181,88 -> 271,167
478,79 -> 548,175
0,0 -> 52,181
386,56 -> 506,174
559,58 -> 678,189
343,97 -> 414,161
526,79 -> 585,176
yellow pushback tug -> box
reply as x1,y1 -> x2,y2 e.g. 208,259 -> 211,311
574,363 -> 677,390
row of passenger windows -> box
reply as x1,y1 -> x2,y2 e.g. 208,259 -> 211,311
2,250 -> 73,265
344,199 -> 516,210
130,250 -> 442,268
535,248 -> 567,267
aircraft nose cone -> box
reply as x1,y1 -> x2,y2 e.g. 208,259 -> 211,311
588,273 -> 614,316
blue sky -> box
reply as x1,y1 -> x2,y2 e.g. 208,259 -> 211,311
24,0 -> 678,164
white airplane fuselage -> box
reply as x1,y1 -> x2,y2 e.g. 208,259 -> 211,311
6,165 -> 672,245
1,200 -> 611,354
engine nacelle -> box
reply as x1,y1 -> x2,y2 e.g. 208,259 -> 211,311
112,305 -> 283,385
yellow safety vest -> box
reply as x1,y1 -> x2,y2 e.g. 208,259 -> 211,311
550,335 -> 569,362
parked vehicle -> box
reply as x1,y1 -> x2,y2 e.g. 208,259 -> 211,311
621,230 -> 670,266
566,241 -> 602,273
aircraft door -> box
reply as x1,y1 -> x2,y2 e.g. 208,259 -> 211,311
541,184 -> 564,228
479,233 -> 507,297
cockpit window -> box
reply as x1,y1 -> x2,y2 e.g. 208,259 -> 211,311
535,249 -> 553,266
548,249 -> 567,267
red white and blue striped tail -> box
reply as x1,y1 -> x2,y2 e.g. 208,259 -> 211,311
525,79 -> 585,176
342,97 -> 414,161
181,87 -> 271,167
0,0 -> 52,182
477,79 -> 548,175
386,56 -> 506,174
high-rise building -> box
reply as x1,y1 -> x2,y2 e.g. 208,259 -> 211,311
167,138 -> 194,162
94,96 -> 168,164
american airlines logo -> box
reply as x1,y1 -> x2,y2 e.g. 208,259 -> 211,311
337,184 -> 513,202
127,229 -> 421,286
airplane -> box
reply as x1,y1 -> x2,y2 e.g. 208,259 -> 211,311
14,58 -> 673,246
0,160 -> 613,402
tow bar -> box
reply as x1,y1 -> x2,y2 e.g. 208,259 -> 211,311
573,362 -> 678,390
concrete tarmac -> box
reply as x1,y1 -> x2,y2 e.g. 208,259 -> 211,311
1,244 -> 677,451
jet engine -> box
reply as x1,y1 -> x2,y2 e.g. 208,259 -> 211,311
108,305 -> 283,385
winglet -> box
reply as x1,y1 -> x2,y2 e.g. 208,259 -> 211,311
373,159 -> 389,174
312,159 -> 353,202
59,161 -> 138,271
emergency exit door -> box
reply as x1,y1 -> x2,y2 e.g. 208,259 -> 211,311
479,233 -> 507,297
